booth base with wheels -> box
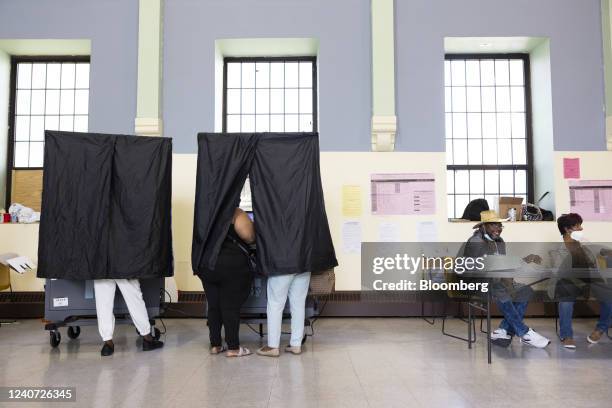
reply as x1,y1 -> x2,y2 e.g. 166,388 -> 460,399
43,278 -> 164,348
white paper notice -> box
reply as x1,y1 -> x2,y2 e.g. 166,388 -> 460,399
342,221 -> 362,254
379,222 -> 401,242
416,221 -> 438,242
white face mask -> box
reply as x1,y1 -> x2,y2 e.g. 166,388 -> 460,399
570,230 -> 585,242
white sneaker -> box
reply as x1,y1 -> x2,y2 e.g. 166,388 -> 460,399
491,328 -> 512,347
520,328 -> 550,348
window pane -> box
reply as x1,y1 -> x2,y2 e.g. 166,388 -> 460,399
284,89 -> 298,114
29,142 -> 44,167
466,87 -> 480,112
482,139 -> 497,164
285,114 -> 299,132
31,64 -> 46,89
285,62 -> 298,88
226,114 -> 240,132
30,90 -> 45,115
482,113 -> 496,138
499,170 -> 514,194
444,61 -> 451,86
74,115 -> 88,132
485,195 -> 498,210
515,170 -> 527,194
445,139 -> 453,164
226,89 -> 241,114
470,170 -> 484,194
30,116 -> 45,141
255,114 -> 270,132
452,113 -> 466,139
241,89 -> 255,114
455,170 -> 469,193
241,63 -> 255,88
510,87 -> 525,112
45,90 -> 60,114
14,142 -> 29,167
450,60 -> 465,86
481,87 -> 495,112
299,89 -> 312,114
512,139 -> 527,165
484,170 -> 499,194
270,114 -> 284,132
445,113 -> 452,139
445,87 -> 451,112
241,115 -> 255,132
299,114 -> 313,132
509,60 -> 524,86
17,63 -> 32,89
74,90 -> 89,115
255,62 -> 270,88
270,89 -> 284,113
45,116 -> 59,131
496,113 -> 511,139
511,113 -> 526,139
467,113 -> 481,139
47,64 -> 61,88
480,60 -> 495,86
16,90 -> 31,115
75,64 -> 90,88
59,116 -> 73,131
495,60 -> 510,86
496,87 -> 510,112
227,63 -> 241,88
299,62 -> 313,88
446,170 -> 454,194
15,116 -> 30,141
455,195 -> 470,217
453,139 -> 468,165
255,89 -> 269,114
60,90 -> 75,114
61,63 -> 76,88
447,195 -> 455,218
270,63 -> 284,88
465,61 -> 480,86
497,139 -> 512,164
451,87 -> 466,112
467,139 -> 483,165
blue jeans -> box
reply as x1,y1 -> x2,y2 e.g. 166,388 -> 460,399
497,300 -> 529,337
558,301 -> 612,339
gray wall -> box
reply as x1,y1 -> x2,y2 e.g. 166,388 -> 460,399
396,0 -> 606,152
163,0 -> 372,153
0,0 -> 139,135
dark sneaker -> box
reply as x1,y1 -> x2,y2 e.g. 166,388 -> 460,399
561,338 -> 576,349
101,342 -> 114,357
587,329 -> 604,344
142,338 -> 164,351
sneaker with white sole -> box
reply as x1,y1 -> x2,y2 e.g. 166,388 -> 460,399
491,328 -> 512,347
520,328 -> 550,348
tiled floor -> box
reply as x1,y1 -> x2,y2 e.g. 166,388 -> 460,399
1,317 -> 611,407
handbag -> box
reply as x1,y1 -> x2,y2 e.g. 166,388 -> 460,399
226,231 -> 258,275
309,269 -> 336,296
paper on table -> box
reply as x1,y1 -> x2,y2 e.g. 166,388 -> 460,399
342,185 -> 362,217
416,221 -> 438,242
379,222 -> 401,242
342,221 -> 362,254
563,158 -> 580,179
6,256 -> 36,274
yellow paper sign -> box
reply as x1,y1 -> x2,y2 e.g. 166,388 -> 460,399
342,185 -> 362,217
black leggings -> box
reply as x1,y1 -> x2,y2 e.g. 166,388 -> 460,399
199,268 -> 252,350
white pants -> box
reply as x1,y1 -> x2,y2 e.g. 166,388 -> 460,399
266,272 -> 311,348
94,279 -> 151,341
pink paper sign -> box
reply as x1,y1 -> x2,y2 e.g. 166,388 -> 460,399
569,180 -> 612,221
371,173 -> 435,215
563,158 -> 580,179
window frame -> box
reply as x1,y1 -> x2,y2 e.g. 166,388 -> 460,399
445,53 -> 534,219
6,55 -> 91,208
222,56 -> 318,133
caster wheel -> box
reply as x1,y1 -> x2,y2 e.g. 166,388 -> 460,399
153,327 -> 161,340
67,326 -> 81,339
50,331 -> 61,348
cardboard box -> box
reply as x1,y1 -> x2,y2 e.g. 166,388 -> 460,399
498,196 -> 523,221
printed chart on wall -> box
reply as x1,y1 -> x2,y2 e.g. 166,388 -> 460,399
370,173 -> 435,215
569,180 -> 612,221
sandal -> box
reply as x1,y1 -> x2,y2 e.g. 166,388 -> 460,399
210,345 -> 227,355
226,346 -> 252,357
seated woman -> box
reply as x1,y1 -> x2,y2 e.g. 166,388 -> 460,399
198,207 -> 255,357
556,213 -> 612,349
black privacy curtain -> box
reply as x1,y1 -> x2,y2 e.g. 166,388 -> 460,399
192,132 -> 337,277
37,131 -> 173,280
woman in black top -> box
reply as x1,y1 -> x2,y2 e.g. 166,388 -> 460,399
198,207 -> 255,357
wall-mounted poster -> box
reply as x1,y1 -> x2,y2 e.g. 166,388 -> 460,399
371,173 -> 435,215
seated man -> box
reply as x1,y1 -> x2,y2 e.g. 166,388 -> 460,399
462,210 -> 550,348
555,213 -> 612,349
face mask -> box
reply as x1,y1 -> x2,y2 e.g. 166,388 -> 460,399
570,230 -> 585,242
